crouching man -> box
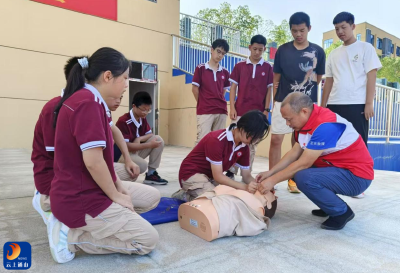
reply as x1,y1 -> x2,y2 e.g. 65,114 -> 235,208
257,92 -> 373,230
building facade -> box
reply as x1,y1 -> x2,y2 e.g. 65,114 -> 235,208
323,22 -> 400,58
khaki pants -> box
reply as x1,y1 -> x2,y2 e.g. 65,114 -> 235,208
230,116 -> 256,174
119,135 -> 164,174
181,173 -> 218,201
195,114 -> 227,145
113,163 -> 138,182
67,181 -> 160,255
40,194 -> 51,212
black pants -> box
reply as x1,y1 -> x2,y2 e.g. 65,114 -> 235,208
327,104 -> 368,147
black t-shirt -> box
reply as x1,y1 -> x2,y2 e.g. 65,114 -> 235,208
273,41 -> 326,102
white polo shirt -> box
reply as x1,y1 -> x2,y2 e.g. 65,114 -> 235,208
326,41 -> 382,105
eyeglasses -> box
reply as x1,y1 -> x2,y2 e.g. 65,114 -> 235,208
137,106 -> 152,114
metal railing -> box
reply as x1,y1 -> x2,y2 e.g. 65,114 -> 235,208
179,13 -> 242,53
172,35 -> 247,75
369,84 -> 400,142
172,35 -> 400,143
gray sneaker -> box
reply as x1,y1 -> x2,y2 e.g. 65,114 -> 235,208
171,189 -> 188,202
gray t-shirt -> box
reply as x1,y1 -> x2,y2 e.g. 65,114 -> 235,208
273,41 -> 326,102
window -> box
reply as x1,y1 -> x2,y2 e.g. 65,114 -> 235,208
397,46 -> 400,57
324,39 -> 333,49
356,34 -> 361,41
377,38 -> 383,49
370,34 -> 375,46
391,44 -> 394,54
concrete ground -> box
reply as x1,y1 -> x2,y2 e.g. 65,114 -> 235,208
1,146 -> 400,273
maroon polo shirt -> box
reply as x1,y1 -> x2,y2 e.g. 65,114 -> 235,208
50,84 -> 116,228
116,109 -> 152,143
192,63 -> 230,115
31,96 -> 61,195
229,58 -> 273,116
179,128 -> 250,185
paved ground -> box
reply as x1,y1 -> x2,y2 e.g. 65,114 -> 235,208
1,146 -> 400,273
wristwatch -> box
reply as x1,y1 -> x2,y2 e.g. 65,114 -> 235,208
264,108 -> 271,113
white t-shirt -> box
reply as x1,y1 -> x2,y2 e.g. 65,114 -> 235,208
326,41 -> 382,105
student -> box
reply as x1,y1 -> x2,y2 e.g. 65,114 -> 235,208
116,92 -> 168,185
321,12 -> 381,147
321,12 -> 381,199
172,110 -> 270,202
227,35 -> 273,178
47,48 -> 160,263
192,39 -> 230,145
31,57 -> 140,225
257,93 -> 373,230
269,12 -> 325,193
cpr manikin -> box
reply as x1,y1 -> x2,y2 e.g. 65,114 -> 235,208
178,185 -> 277,241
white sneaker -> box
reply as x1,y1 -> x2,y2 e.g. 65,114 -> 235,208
32,191 -> 51,225
47,214 -> 75,263
352,193 -> 365,199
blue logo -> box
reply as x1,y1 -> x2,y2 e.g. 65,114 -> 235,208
3,242 -> 31,270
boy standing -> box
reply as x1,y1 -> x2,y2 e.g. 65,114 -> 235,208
321,12 -> 381,147
116,92 -> 168,185
228,34 -> 274,177
192,39 -> 231,145
269,12 -> 325,193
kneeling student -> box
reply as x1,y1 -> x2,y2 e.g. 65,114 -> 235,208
173,110 -> 270,201
31,57 -> 140,226
48,48 -> 160,264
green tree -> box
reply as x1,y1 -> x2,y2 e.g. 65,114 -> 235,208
269,20 -> 292,46
324,41 -> 343,57
194,2 -> 273,48
378,57 -> 400,83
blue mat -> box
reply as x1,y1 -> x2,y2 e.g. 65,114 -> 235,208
141,197 -> 185,225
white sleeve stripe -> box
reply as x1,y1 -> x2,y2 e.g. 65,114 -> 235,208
109,121 -> 113,127
192,82 -> 200,87
267,83 -> 273,87
234,163 -> 250,169
124,139 -> 130,142
45,146 -> 55,152
224,87 -> 230,90
229,78 -> 238,85
206,157 -> 222,165
145,130 -> 152,135
80,141 -> 106,151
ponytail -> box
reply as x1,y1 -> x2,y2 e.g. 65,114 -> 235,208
53,47 -> 130,127
53,62 -> 86,127
228,123 -> 236,130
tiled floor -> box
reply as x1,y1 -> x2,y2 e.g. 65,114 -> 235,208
1,146 -> 400,273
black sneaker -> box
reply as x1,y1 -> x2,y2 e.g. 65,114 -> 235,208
320,205 -> 355,230
312,209 -> 329,217
144,171 -> 168,185
225,170 -> 235,180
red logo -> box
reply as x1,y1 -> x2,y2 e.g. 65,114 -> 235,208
237,152 -> 242,157
222,76 -> 225,79
262,72 -> 266,76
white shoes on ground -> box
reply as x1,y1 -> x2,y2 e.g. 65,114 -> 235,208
47,214 -> 75,263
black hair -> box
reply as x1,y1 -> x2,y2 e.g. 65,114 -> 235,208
132,91 -> 152,107
333,12 -> 355,25
54,47 -> 130,127
289,12 -> 310,28
250,35 -> 267,46
63,56 -> 87,80
212,39 -> 229,53
228,110 -> 270,145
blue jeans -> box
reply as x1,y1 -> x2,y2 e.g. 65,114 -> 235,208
294,167 -> 372,216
